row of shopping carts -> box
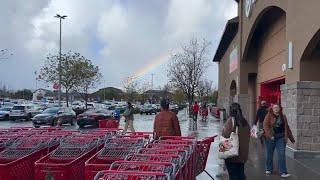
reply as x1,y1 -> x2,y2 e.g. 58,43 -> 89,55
93,135 -> 216,180
0,127 -> 216,180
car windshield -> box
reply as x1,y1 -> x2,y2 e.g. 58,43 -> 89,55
12,106 -> 25,110
42,107 -> 60,114
0,108 -> 11,111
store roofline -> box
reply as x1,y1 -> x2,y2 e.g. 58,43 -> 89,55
212,16 -> 239,62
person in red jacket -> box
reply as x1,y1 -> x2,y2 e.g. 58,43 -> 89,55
153,99 -> 181,139
192,101 -> 200,122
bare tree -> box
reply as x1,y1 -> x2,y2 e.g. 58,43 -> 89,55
197,80 -> 213,102
122,76 -> 139,102
168,38 -> 211,111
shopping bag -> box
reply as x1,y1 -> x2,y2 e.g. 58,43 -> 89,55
250,125 -> 258,138
218,118 -> 239,159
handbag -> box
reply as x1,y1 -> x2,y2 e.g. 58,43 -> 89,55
218,118 -> 239,159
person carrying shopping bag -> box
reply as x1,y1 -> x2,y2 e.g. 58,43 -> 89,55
263,104 -> 295,178
122,102 -> 135,134
220,103 -> 250,180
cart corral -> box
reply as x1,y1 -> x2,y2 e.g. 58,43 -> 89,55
0,127 -> 216,180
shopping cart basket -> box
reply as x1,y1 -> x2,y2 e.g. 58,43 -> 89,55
94,170 -> 169,180
110,160 -> 176,179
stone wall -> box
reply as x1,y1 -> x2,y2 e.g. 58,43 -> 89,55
281,81 -> 320,156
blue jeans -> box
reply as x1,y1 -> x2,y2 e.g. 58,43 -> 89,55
264,134 -> 287,174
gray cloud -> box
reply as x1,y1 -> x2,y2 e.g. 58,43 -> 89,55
0,0 -> 237,91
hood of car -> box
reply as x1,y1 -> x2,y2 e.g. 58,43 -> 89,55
34,113 -> 55,118
0,111 -> 10,114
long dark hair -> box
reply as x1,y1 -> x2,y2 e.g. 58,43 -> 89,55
229,103 -> 248,127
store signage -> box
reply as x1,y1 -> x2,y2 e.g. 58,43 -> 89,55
229,47 -> 238,73
245,0 -> 257,18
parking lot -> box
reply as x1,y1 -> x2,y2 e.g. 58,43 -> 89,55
0,109 -> 219,138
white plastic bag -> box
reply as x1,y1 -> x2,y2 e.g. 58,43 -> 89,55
218,118 -> 239,159
250,125 -> 258,139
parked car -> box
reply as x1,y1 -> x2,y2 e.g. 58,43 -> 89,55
27,104 -> 43,117
77,109 -> 113,128
140,104 -> 157,115
0,107 -> 11,120
32,107 -> 76,128
72,101 -> 84,109
155,104 -> 161,112
9,105 -> 33,121
169,104 -> 179,114
86,102 -> 96,109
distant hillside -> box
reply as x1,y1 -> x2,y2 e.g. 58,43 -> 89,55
91,87 -> 124,101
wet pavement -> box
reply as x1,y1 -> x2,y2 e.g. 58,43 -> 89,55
1,109 -> 320,180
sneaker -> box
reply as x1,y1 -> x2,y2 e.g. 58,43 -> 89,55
281,173 -> 291,178
265,171 -> 272,176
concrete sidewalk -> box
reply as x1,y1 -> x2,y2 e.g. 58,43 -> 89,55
197,120 -> 320,180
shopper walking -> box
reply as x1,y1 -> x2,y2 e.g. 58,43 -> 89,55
254,100 -> 268,146
263,104 -> 295,178
222,103 -> 250,180
122,102 -> 135,133
154,99 -> 181,139
192,101 -> 200,122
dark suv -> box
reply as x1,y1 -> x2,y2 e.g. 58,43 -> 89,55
32,107 -> 76,128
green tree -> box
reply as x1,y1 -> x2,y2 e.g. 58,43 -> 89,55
74,58 -> 102,109
39,52 -> 88,106
172,89 -> 186,104
12,89 -> 33,100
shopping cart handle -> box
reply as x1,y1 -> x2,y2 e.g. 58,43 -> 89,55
200,135 -> 218,144
93,171 -> 103,180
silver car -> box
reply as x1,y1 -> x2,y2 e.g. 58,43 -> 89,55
9,105 -> 32,121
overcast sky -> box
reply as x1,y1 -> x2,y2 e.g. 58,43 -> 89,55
0,0 -> 237,92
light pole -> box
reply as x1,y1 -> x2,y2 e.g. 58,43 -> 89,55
54,14 -> 67,106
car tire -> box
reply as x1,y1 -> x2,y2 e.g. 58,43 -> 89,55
51,120 -> 55,127
70,118 -> 74,126
26,113 -> 32,121
4,115 -> 9,121
34,125 -> 40,128
78,124 -> 84,128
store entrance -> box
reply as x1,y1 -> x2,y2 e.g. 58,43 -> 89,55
259,77 -> 285,107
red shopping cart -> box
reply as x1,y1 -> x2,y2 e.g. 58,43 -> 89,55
127,153 -> 183,179
94,170 -> 169,180
196,136 -> 217,178
35,138 -> 102,180
109,160 -> 176,179
0,138 -> 59,180
85,147 -> 136,180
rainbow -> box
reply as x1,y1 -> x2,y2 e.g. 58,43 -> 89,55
125,53 -> 171,84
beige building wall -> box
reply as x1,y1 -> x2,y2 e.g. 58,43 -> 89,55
216,0 -> 320,156
218,34 -> 239,111
256,13 -> 286,97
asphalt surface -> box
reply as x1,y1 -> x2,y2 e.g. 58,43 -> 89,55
0,109 -> 319,180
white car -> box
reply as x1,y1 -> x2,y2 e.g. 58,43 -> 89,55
0,107 -> 12,120
72,101 -> 85,110
9,105 -> 33,121
27,104 -> 43,117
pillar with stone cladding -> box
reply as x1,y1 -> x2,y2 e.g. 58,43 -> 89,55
281,81 -> 320,158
